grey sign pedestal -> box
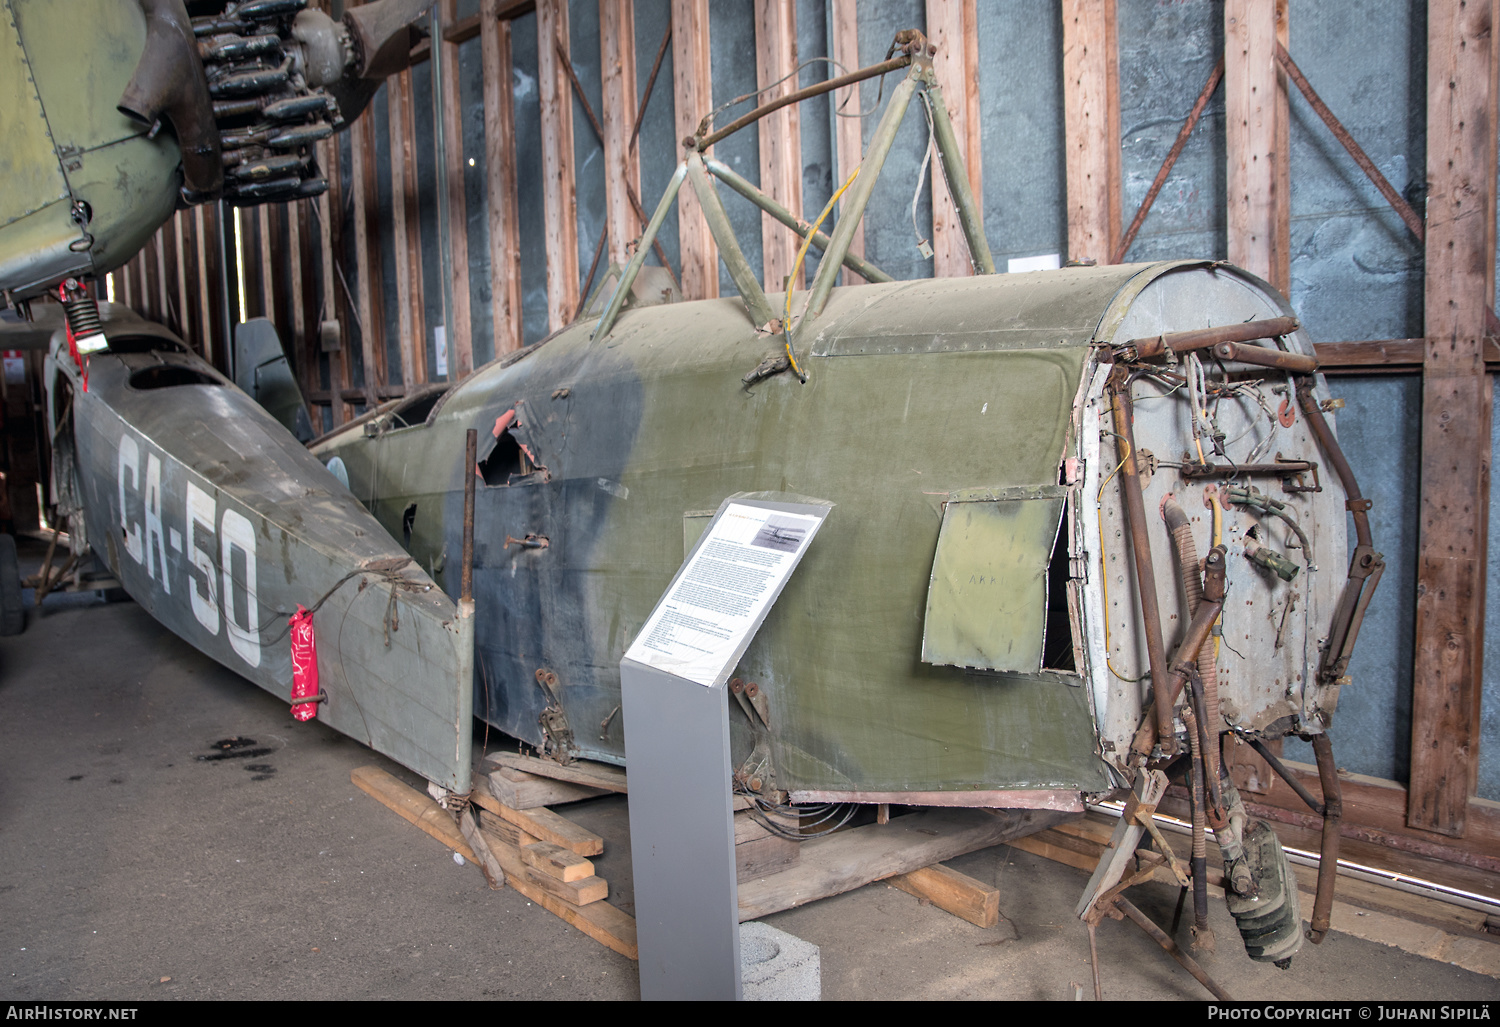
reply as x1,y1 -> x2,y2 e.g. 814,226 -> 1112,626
621,493 -> 830,1001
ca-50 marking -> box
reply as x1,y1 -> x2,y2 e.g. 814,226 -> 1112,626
117,433 -> 261,668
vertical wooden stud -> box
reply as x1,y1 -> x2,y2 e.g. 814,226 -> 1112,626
829,0 -> 864,285
600,0 -> 640,268
755,0 -> 803,294
1063,0 -> 1120,265
483,1 -> 523,357
672,0 -> 718,299
390,67 -> 429,383
537,0 -> 580,331
193,204 -> 213,364
1225,0 -> 1288,291
350,102 -> 384,407
154,227 -> 170,325
173,211 -> 190,340
440,0 -> 474,378
1409,0 -> 1496,837
258,204 -> 276,324
925,0 -> 981,278
318,137 -> 355,422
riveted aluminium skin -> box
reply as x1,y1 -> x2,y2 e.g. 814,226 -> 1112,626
1110,379 -> 1175,751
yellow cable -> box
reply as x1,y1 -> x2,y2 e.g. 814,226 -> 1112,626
783,166 -> 860,382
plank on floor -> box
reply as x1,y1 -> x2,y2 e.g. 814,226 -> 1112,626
486,751 -> 628,793
351,766 -> 636,959
471,774 -> 605,855
735,807 -> 1071,922
890,863 -> 1002,929
486,765 -> 611,809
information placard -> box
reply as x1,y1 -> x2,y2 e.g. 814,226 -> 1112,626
624,502 -> 824,686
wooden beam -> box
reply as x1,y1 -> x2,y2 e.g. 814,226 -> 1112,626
317,137 -> 354,423
1062,0 -> 1120,265
257,204 -> 276,323
537,0 -> 580,332
735,807 -> 1067,921
287,199 -> 317,424
153,228 -> 169,323
599,0 -> 639,268
925,0 -> 981,278
172,211 -> 190,340
1224,0 -> 1289,291
482,3 -> 522,357
239,207 -> 262,320
350,100 -> 384,408
889,863 -> 1002,929
1314,338 -> 1500,373
1410,0 -> 1496,837
754,0 -> 803,294
439,0 -> 474,378
829,0 -> 865,285
388,68 -> 428,384
671,0 -> 717,299
192,205 -> 213,364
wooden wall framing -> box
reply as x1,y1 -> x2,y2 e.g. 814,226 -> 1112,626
1062,0 -> 1120,265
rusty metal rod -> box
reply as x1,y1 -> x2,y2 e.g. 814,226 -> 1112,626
704,157 -> 894,283
1247,737 -> 1325,815
461,427 -> 476,603
1124,316 -> 1301,361
1274,42 -> 1425,243
695,55 -> 912,151
1111,57 -> 1224,264
1180,460 -> 1315,478
1295,380 -> 1370,548
1308,732 -> 1343,944
1111,896 -> 1233,1000
1109,380 -> 1175,750
1213,340 -> 1319,374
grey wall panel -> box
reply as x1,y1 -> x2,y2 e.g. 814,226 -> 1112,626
853,0 -> 931,283
1283,376 -> 1420,784
977,0 -> 1067,269
797,0 -> 832,284
458,36 -> 494,367
1116,0 -> 1224,264
569,0 -> 608,310
634,0 -> 681,281
1285,1 -> 1425,344
707,2 -> 764,296
370,85 -> 402,384
511,12 -> 552,345
413,50 -> 444,381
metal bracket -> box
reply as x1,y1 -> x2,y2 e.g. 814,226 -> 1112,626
534,667 -> 577,765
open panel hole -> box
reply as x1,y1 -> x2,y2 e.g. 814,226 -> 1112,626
478,430 -> 533,486
127,365 -> 223,389
1041,513 -> 1077,672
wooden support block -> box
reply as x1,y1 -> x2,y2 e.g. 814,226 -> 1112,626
734,808 -> 799,883
736,807 -> 1070,921
351,766 -> 473,857
486,751 -> 628,793
522,840 -> 595,882
478,807 -> 540,848
524,868 -> 609,906
890,863 -> 1001,929
470,776 -> 605,856
352,766 -> 638,960
486,766 -> 610,809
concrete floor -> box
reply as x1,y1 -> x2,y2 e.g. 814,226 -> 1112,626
2,538 -> 1497,1002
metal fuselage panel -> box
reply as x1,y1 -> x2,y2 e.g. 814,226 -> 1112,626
314,262 -> 1351,798
55,339 -> 473,791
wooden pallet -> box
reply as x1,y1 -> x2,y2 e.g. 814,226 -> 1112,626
354,763 -> 1067,961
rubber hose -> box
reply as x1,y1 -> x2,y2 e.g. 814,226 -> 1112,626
1162,495 -> 1221,791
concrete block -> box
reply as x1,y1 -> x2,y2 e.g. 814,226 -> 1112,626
740,921 -> 820,1001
